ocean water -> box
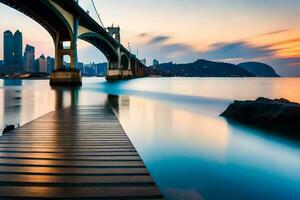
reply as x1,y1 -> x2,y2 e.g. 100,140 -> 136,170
0,77 -> 300,200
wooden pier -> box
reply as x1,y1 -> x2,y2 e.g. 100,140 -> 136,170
0,106 -> 163,199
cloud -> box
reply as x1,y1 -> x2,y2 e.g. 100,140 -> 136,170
136,33 -> 200,62
258,29 -> 290,37
148,35 -> 170,44
200,42 -> 275,61
136,30 -> 300,76
200,39 -> 300,76
138,33 -> 149,38
267,37 -> 300,47
209,42 -> 227,48
268,56 -> 300,76
160,43 -> 194,52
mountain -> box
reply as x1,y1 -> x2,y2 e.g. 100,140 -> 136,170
238,62 -> 280,77
151,59 -> 254,77
144,67 -> 175,77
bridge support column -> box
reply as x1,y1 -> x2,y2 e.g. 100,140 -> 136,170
50,17 -> 82,86
106,61 -> 121,81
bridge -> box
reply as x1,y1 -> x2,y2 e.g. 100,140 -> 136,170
0,0 -> 147,85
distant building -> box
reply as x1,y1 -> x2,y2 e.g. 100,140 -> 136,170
24,44 -> 35,72
78,62 -> 84,74
77,62 -> 107,76
35,54 -> 47,73
96,62 -> 108,76
47,56 -> 55,73
84,63 -> 97,76
3,30 -> 23,72
3,30 -> 14,67
13,30 -> 22,68
141,59 -> 147,65
153,59 -> 159,69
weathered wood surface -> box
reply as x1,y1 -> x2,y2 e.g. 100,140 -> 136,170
0,106 -> 163,199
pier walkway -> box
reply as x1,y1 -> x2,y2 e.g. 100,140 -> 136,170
0,106 -> 163,199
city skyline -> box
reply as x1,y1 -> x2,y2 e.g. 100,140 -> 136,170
2,29 -> 107,76
0,1 -> 300,76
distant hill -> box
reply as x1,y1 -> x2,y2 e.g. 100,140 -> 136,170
238,62 -> 280,77
144,67 -> 175,77
150,59 -> 254,77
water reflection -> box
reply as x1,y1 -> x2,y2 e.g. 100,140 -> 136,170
52,86 -> 81,109
3,79 -> 22,86
2,80 -> 22,130
107,94 -> 120,109
113,94 -> 300,200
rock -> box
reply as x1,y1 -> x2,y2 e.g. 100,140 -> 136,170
221,97 -> 300,136
2,125 -> 15,134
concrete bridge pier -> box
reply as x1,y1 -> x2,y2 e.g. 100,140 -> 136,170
106,61 -> 121,81
50,16 -> 82,86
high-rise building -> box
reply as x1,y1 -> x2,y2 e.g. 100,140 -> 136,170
84,63 -> 97,76
78,62 -> 84,74
13,30 -> 22,67
96,62 -> 108,76
153,59 -> 159,69
3,30 -> 23,71
47,56 -> 55,73
24,44 -> 35,72
35,54 -> 47,73
3,30 -> 14,66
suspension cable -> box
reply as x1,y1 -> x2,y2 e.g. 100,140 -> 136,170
91,0 -> 105,28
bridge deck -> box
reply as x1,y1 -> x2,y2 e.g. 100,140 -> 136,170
0,106 -> 163,199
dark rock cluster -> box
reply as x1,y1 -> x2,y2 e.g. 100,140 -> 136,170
2,125 -> 15,134
221,97 -> 300,136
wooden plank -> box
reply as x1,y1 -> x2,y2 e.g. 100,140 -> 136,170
0,174 -> 155,185
0,106 -> 163,199
0,186 -> 162,199
0,166 -> 150,175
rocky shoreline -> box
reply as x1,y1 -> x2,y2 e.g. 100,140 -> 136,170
221,97 -> 300,137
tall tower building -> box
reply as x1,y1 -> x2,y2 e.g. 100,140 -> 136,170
13,30 -> 23,68
3,30 -> 14,66
47,56 -> 55,73
24,44 -> 35,72
35,54 -> 47,73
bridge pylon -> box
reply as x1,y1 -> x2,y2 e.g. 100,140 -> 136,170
50,15 -> 82,86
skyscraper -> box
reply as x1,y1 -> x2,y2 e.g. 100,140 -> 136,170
78,62 -> 84,74
3,30 -> 13,66
3,30 -> 23,71
47,56 -> 55,73
153,59 -> 159,69
24,44 -> 35,72
13,30 -> 23,68
35,54 -> 47,73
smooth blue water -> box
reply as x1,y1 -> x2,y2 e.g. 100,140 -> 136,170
0,77 -> 300,200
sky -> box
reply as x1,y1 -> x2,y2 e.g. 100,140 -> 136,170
0,0 -> 300,76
